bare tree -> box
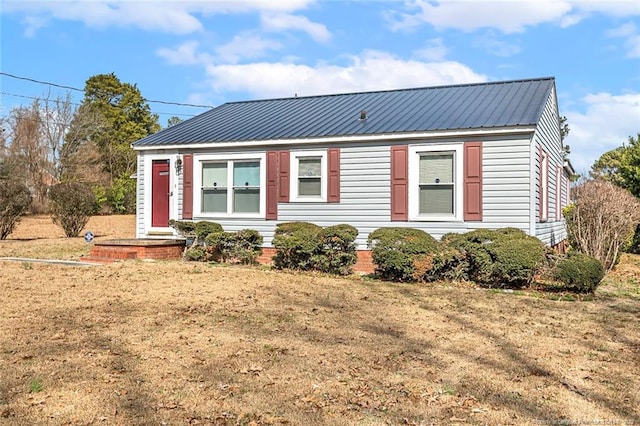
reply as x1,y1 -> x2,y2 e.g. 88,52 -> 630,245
40,90 -> 75,181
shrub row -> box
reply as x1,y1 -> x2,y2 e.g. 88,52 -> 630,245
367,226 -> 604,292
272,222 -> 358,275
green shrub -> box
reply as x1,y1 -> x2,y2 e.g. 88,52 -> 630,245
413,248 -> 468,282
184,246 -> 206,261
367,227 -> 439,282
234,229 -> 263,265
169,220 -> 197,236
48,182 -> 96,237
194,221 -> 223,240
106,175 -> 136,214
312,224 -> 359,275
553,252 -> 605,293
444,229 -> 545,288
205,229 -> 264,265
272,222 -> 322,270
0,178 -> 32,240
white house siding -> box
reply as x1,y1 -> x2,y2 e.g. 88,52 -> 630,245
141,135 -> 542,248
136,153 -> 145,238
533,86 -> 568,246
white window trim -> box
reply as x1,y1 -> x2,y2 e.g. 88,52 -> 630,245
556,166 -> 562,221
290,150 -> 327,202
142,152 -> 179,236
408,143 -> 463,222
193,153 -> 266,218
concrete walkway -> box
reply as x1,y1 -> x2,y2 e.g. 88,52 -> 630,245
0,257 -> 101,267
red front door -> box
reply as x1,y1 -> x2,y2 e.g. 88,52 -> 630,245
152,160 -> 170,227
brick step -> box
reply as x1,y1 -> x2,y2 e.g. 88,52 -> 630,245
89,247 -> 138,260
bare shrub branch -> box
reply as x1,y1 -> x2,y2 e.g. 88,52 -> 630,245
566,180 -> 640,270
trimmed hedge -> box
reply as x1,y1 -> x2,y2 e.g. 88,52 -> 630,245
205,229 -> 263,265
441,229 -> 546,288
272,222 -> 359,274
312,224 -> 359,275
272,222 -> 322,270
367,227 -> 439,282
553,252 -> 605,293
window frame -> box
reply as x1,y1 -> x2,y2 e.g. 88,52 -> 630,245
193,153 -> 266,218
408,143 -> 464,221
290,150 -> 327,202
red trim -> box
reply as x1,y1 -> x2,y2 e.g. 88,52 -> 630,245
327,148 -> 340,203
390,145 -> 408,221
278,150 -> 290,202
266,151 -> 278,220
539,147 -> 549,222
463,142 -> 483,221
182,154 -> 193,220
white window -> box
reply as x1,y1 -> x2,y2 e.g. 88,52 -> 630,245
290,150 -> 327,202
540,151 -> 549,222
194,153 -> 266,218
408,143 -> 463,221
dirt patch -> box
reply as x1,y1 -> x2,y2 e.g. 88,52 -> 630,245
0,216 -> 639,425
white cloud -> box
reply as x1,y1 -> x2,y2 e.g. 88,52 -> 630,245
388,0 -> 640,33
564,92 -> 640,172
156,41 -> 213,66
607,22 -> 640,58
388,0 -> 573,34
2,0 -> 315,35
261,12 -> 331,42
215,32 -> 283,64
413,38 -> 448,61
473,33 -> 521,57
202,50 -> 487,99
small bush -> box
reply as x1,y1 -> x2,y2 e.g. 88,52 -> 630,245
312,224 -> 359,275
367,227 -> 439,282
169,220 -> 197,236
205,229 -> 263,265
444,229 -> 545,288
48,182 -> 96,237
272,222 -> 322,270
184,246 -> 206,261
106,175 -> 136,214
413,248 -> 468,282
194,221 -> 223,240
0,178 -> 32,240
553,253 -> 605,293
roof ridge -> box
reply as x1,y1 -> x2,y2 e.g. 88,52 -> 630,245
224,76 -> 556,105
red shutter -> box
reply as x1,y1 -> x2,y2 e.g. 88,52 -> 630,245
463,142 -> 483,221
278,150 -> 290,202
390,145 -> 408,221
266,151 -> 278,220
182,154 -> 193,220
327,148 -> 340,203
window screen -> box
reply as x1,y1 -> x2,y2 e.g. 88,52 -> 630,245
418,153 -> 454,215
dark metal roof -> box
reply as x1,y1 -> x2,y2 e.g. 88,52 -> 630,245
133,77 -> 555,147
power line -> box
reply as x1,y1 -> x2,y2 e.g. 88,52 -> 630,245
0,71 -> 215,109
0,91 -> 197,117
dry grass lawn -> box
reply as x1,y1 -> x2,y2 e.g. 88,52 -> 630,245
1,215 -> 639,425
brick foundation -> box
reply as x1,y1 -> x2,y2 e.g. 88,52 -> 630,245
85,239 -> 185,262
551,239 -> 569,254
256,248 -> 375,274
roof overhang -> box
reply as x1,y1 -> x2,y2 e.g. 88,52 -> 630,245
132,126 -> 536,152
563,159 -> 576,175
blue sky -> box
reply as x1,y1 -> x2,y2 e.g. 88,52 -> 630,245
1,0 -> 639,173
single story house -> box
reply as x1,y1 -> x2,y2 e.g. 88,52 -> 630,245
132,77 -> 574,261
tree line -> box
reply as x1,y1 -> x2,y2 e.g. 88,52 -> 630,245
0,73 -> 183,214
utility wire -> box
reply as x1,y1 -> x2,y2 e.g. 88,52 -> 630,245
0,71 -> 215,109
1,91 -> 197,117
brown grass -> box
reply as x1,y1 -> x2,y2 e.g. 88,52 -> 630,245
1,216 -> 639,425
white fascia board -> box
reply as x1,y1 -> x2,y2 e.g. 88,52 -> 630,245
132,126 -> 536,151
